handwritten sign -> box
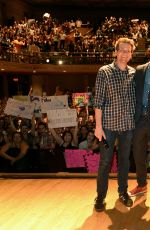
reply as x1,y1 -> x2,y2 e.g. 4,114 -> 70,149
72,92 -> 93,107
29,96 -> 41,103
29,96 -> 42,118
47,108 -> 77,128
41,95 -> 68,112
4,98 -> 34,119
84,152 -> 100,173
64,149 -> 86,168
84,151 -> 117,173
64,149 -> 117,173
29,95 -> 69,115
13,95 -> 29,102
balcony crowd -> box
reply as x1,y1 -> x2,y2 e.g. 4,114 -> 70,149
0,15 -> 150,64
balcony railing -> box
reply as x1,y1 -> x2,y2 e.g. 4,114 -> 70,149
0,50 -> 149,65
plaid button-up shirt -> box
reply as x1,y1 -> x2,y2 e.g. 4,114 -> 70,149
94,61 -> 136,131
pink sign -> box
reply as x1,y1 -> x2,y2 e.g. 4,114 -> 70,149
64,149 -> 87,168
64,149 -> 117,173
84,151 -> 117,173
84,152 -> 101,173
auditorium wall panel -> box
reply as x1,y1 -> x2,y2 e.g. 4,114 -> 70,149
31,73 -> 96,96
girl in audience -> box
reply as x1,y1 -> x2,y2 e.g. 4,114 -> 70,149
79,130 -> 100,152
0,118 -> 8,147
0,131 -> 29,171
78,125 -> 88,144
50,127 -> 78,172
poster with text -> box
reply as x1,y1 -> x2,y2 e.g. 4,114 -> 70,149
41,95 -> 68,112
47,108 -> 77,128
29,95 -> 42,118
13,95 -> 29,102
4,98 -> 34,119
72,92 -> 93,107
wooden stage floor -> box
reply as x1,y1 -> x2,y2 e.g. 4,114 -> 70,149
0,177 -> 149,230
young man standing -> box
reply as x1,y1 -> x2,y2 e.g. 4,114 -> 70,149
94,37 -> 136,211
129,62 -> 150,197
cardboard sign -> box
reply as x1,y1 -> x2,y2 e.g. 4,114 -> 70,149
64,149 -> 117,173
64,149 -> 86,168
84,151 -> 117,173
41,95 -> 68,112
84,151 -> 100,173
4,98 -> 34,119
72,92 -> 93,107
29,96 -> 42,118
13,95 -> 29,102
47,108 -> 77,128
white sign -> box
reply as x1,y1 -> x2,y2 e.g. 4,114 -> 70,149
47,109 -> 77,128
4,98 -> 34,119
41,95 -> 68,112
29,96 -> 42,118
13,95 -> 29,102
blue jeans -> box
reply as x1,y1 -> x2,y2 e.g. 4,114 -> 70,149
97,129 -> 133,198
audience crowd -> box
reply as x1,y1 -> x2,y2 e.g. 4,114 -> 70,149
0,94 -> 149,173
0,15 -> 150,62
0,14 -> 150,173
0,98 -> 101,173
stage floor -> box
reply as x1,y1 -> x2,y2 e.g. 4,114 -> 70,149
0,178 -> 149,230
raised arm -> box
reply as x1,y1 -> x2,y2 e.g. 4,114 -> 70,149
49,128 -> 63,146
72,125 -> 79,147
30,115 -> 36,136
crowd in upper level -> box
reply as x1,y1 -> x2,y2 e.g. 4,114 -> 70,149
0,14 -> 150,59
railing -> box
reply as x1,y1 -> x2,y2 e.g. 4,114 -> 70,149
0,50 -> 149,65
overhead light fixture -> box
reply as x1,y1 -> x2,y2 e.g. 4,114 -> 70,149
58,60 -> 63,65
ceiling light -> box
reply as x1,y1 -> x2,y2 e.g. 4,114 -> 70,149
58,60 -> 63,65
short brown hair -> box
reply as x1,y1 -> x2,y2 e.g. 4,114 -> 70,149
115,37 -> 135,52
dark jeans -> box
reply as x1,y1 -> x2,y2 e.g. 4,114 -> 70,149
132,118 -> 150,187
97,129 -> 133,198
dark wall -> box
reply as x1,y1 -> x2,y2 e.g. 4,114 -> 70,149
1,0 -> 150,26
0,73 -> 96,97
33,5 -> 150,25
32,73 -> 96,96
0,0 -> 31,25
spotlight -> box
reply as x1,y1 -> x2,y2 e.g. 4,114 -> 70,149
46,58 -> 50,63
58,60 -> 63,65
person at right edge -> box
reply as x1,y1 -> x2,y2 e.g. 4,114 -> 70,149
94,37 -> 136,212
129,62 -> 150,197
